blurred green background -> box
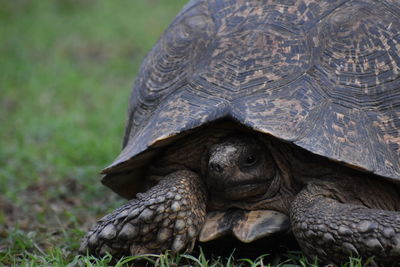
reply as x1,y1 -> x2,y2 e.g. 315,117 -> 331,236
0,0 -> 186,265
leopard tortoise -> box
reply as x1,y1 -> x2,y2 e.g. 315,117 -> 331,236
80,0 -> 400,265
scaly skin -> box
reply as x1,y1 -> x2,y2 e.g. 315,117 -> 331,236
79,170 -> 206,257
291,182 -> 400,266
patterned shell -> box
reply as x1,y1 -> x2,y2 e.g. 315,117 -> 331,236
102,0 -> 400,198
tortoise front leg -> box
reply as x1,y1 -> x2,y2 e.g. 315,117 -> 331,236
290,183 -> 400,265
80,170 -> 206,257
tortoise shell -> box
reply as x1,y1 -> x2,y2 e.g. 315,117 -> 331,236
102,0 -> 400,198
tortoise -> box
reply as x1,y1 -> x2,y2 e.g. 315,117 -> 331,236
80,0 -> 400,265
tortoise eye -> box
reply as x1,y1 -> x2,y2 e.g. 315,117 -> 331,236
243,154 -> 257,167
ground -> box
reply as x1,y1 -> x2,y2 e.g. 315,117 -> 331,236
0,1 -> 373,266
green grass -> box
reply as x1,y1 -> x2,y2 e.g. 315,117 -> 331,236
0,1 -> 376,266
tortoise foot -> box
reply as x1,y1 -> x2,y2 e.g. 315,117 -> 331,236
291,183 -> 400,265
80,170 -> 206,257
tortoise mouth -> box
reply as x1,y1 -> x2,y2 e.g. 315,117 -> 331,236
216,183 -> 268,200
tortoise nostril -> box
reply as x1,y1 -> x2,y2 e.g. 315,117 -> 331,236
209,162 -> 224,173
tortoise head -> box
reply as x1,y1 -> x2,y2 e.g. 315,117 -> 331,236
205,135 -> 276,201
200,135 -> 291,244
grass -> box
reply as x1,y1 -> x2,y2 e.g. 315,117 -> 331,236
0,0 -> 186,265
0,1 -> 378,266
